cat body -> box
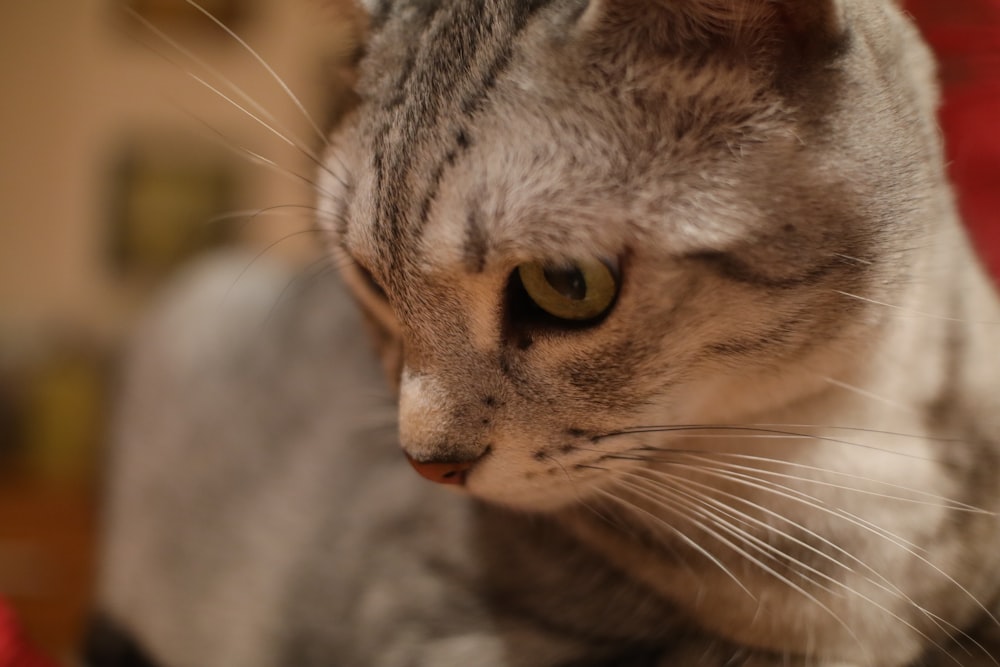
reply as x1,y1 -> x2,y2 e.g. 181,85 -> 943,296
320,0 -> 1000,663
91,1 -> 1000,666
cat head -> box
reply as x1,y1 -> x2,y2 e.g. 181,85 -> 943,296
320,0 -> 942,510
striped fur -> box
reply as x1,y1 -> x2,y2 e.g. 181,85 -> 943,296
93,1 -> 1000,666
320,0 -> 1000,664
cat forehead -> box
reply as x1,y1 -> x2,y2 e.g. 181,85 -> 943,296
345,150 -> 630,277
345,2 -> 792,271
344,114 -> 772,282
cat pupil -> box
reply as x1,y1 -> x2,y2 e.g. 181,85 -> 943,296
543,266 -> 587,301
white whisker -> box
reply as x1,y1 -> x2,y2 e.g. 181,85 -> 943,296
747,423 -> 967,444
207,206 -> 344,243
592,485 -> 756,600
184,71 -> 346,186
183,110 -> 338,199
263,256 -> 339,323
621,473 -> 844,598
834,253 -> 874,266
668,452 -> 993,515
833,290 -> 1000,325
611,476 -> 869,658
182,0 -> 329,146
124,8 -> 325,164
660,460 -> 1000,633
597,424 -> 939,462
548,460 -> 627,534
630,467 -> 991,663
821,376 -> 917,414
600,440 -> 993,516
222,229 -> 325,304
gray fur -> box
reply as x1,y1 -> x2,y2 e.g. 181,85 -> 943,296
94,0 -> 1000,666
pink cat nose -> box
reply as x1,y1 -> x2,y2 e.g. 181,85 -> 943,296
405,454 -> 477,486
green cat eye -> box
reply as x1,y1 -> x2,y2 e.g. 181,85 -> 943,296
517,259 -> 619,322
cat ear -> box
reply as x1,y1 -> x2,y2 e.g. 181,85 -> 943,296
577,0 -> 845,61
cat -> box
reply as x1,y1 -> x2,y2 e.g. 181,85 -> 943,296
87,1 -> 1000,666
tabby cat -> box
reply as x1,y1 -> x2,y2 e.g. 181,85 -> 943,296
90,1 -> 1000,666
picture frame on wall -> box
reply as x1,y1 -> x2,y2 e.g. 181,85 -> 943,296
106,137 -> 238,281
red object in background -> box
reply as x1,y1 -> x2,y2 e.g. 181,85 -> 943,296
907,0 -> 1000,283
0,599 -> 58,667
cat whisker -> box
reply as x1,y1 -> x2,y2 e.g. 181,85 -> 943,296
618,473 -> 845,600
263,255 -> 338,323
588,429 -> 992,514
591,484 -> 756,601
239,146 -> 336,199
123,7 -> 341,187
123,7 -> 277,130
593,424 -> 940,462
627,468 -> 992,663
180,108 -> 339,200
610,453 -> 930,557
209,204 -> 334,225
222,229 -> 326,304
653,459 -> 1000,634
637,433 -> 804,440
623,477 -> 973,663
745,423 -> 968,444
330,247 -> 385,276
634,468 -> 888,587
609,477 -> 871,657
546,457 -> 624,533
599,424 -> 974,450
821,377 -> 918,414
833,253 -> 874,266
833,290 -> 1000,326
181,0 -> 329,148
542,453 -> 586,503
207,205 -> 346,239
184,71 -> 348,188
662,451 -> 991,515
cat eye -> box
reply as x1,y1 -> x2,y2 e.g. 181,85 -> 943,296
515,259 -> 619,323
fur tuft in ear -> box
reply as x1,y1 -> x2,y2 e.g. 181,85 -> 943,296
578,0 -> 845,59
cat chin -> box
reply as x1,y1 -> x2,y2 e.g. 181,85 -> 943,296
465,471 -> 604,514
468,488 -> 586,514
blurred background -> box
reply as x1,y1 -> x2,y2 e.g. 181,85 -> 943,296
0,0 -> 358,660
0,0 -> 996,664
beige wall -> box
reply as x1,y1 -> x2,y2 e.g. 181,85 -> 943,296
0,2 -> 359,654
0,0 -> 357,348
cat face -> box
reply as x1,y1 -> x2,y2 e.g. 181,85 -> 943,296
321,0 -> 940,510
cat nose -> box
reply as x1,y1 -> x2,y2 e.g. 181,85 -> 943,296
404,454 -> 479,486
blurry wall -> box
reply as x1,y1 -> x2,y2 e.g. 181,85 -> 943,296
0,0 -> 358,658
